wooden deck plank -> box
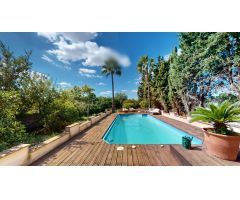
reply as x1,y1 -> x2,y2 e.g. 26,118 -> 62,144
131,147 -> 139,166
110,146 -> 118,166
116,148 -> 123,166
142,145 -> 161,166
104,144 -> 115,166
127,146 -> 133,166
94,143 -> 111,166
32,114 -> 240,166
122,146 -> 128,166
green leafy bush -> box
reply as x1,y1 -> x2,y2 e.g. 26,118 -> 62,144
122,99 -> 139,109
122,99 -> 134,109
0,119 -> 27,151
43,97 -> 81,131
0,91 -> 27,151
139,100 -> 148,109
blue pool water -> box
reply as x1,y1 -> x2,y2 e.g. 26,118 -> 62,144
103,114 -> 202,144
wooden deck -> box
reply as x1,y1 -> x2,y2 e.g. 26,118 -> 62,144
33,114 -> 240,166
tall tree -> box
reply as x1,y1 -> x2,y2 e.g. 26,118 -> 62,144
202,33 -> 240,98
19,72 -> 57,117
154,56 -> 170,111
0,41 -> 32,91
137,56 -> 154,108
81,85 -> 95,116
101,58 -> 122,113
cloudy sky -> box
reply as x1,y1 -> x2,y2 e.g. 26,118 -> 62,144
0,32 -> 179,98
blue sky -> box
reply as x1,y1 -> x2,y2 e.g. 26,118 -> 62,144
0,32 -> 179,98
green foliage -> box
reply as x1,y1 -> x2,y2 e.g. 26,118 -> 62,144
0,119 -> 27,151
190,101 -> 240,135
137,56 -> 154,107
0,41 -> 112,151
19,71 -> 58,116
152,57 -> 170,111
115,92 -> 128,108
211,93 -> 238,104
0,41 -> 32,90
122,99 -> 137,109
95,96 -> 112,112
139,100 -> 148,109
102,58 -> 122,77
70,85 -> 96,116
137,33 -> 240,116
43,96 -> 81,131
0,91 -> 27,151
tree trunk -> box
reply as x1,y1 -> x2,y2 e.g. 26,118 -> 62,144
87,103 -> 89,117
111,73 -> 115,113
147,69 -> 151,108
180,91 -> 190,114
199,86 -> 205,107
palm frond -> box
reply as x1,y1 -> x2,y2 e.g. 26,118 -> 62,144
190,101 -> 240,134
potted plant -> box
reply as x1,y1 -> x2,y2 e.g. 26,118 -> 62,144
190,101 -> 240,161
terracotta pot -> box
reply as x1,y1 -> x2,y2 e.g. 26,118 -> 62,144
203,128 -> 240,161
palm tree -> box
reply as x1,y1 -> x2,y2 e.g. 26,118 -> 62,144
190,101 -> 240,135
102,58 -> 122,113
137,56 -> 153,108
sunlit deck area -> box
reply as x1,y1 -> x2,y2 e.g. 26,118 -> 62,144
33,114 -> 240,166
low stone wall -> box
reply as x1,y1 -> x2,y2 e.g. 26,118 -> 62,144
0,110 -> 112,166
65,122 -> 81,137
0,144 -> 30,166
28,132 -> 71,164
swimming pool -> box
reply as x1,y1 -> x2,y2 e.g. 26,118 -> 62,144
103,114 -> 202,145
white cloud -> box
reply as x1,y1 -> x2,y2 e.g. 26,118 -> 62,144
38,32 -> 58,42
37,32 -> 97,43
79,68 -> 102,78
57,82 -> 72,89
38,32 -> 131,67
42,54 -> 53,63
120,89 -> 137,93
41,54 -> 70,71
131,90 -> 137,93
79,68 -> 96,74
97,82 -> 105,86
99,90 -> 112,95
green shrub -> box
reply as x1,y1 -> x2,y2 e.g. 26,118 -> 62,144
0,91 -> 27,151
123,102 -> 134,109
0,118 -> 27,151
122,99 -> 139,109
139,100 -> 148,109
123,100 -> 134,109
42,97 -> 81,131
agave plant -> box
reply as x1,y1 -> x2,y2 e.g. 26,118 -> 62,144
190,101 -> 240,135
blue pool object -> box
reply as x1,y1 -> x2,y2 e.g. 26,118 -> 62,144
103,114 -> 202,145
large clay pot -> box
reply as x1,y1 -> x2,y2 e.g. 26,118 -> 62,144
203,128 -> 240,161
